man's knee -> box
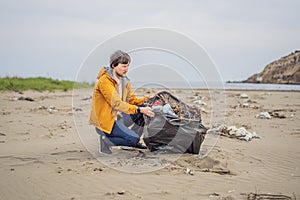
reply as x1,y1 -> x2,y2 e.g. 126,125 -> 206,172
127,136 -> 139,146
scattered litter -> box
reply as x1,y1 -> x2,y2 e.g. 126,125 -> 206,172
245,192 -> 292,200
73,107 -> 83,111
58,121 -> 71,130
184,168 -> 194,175
11,96 -> 34,101
117,190 -> 126,195
239,93 -> 249,99
270,112 -> 286,119
243,99 -> 257,104
193,100 -> 207,106
199,107 -> 208,114
0,133 -> 6,136
201,168 -> 231,175
256,112 -> 272,119
18,96 -> 34,101
18,97 -> 34,101
93,167 -> 103,172
209,193 -> 220,198
207,125 -> 259,141
81,96 -> 92,101
39,105 -> 58,114
234,103 -> 260,109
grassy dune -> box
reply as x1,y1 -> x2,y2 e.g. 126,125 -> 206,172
0,77 -> 92,92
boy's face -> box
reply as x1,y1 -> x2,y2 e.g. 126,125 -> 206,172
113,63 -> 129,77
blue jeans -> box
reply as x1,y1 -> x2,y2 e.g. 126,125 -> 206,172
96,113 -> 144,147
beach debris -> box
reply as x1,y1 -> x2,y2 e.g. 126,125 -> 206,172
256,112 -> 272,119
1,111 -> 11,115
233,98 -> 260,109
0,132 -> 6,136
207,125 -> 259,141
269,112 -> 286,119
10,96 -> 34,101
39,105 -> 58,113
233,103 -> 260,109
243,99 -> 257,104
209,193 -> 220,198
184,167 -> 194,175
193,100 -> 207,106
199,107 -> 208,114
93,167 -> 103,172
58,121 -> 71,130
73,107 -> 83,111
117,190 -> 126,195
201,168 -> 231,175
18,96 -> 34,101
81,96 -> 92,101
239,93 -> 249,99
245,192 -> 292,200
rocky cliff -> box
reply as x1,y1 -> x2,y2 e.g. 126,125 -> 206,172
245,51 -> 300,84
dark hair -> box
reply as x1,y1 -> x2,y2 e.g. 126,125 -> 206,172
110,50 -> 131,68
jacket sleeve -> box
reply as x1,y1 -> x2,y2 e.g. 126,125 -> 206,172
98,77 -> 138,114
126,82 -> 150,105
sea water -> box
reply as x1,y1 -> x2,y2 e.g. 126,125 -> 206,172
131,81 -> 300,91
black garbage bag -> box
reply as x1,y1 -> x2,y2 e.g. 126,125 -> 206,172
143,91 -> 207,154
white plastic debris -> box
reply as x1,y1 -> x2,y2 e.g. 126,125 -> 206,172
152,104 -> 178,118
239,93 -> 249,99
207,125 -> 259,141
256,112 -> 272,119
193,100 -> 207,106
185,168 -> 194,175
162,104 -> 178,117
47,106 -> 58,114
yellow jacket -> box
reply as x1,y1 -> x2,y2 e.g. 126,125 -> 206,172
89,67 -> 149,134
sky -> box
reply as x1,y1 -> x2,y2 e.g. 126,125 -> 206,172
0,0 -> 299,82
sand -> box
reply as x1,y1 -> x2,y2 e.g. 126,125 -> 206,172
0,88 -> 299,199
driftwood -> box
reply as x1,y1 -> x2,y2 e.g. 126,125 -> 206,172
246,192 -> 293,200
200,168 -> 231,175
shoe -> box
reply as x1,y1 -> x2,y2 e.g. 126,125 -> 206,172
99,135 -> 112,154
134,143 -> 148,150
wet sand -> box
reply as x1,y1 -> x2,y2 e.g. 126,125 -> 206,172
0,88 -> 299,199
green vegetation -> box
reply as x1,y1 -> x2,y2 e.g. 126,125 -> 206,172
0,77 -> 92,92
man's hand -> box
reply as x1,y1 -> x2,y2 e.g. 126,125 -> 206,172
140,106 -> 155,117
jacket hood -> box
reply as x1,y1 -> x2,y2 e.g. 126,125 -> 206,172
96,66 -> 129,83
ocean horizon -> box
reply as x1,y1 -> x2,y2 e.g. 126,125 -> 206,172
131,81 -> 300,91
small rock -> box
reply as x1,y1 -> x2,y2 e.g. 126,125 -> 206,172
93,167 -> 103,172
209,192 -> 220,197
73,107 -> 83,111
18,97 -> 34,101
117,190 -> 125,195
